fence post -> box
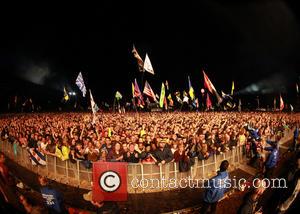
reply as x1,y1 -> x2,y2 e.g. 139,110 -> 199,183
54,157 -> 57,181
46,155 -> 49,176
77,160 -> 80,186
159,164 -> 163,190
174,162 -> 177,181
66,161 -> 69,184
214,153 -> 217,173
202,160 -> 205,179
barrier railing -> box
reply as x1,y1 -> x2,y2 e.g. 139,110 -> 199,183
0,128 -> 293,193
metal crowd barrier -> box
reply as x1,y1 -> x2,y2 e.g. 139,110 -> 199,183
0,139 -> 248,193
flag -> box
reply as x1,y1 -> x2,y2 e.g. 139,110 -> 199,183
175,91 -> 183,104
183,91 -> 189,103
159,83 -> 165,108
64,87 -> 69,101
134,79 -> 144,107
296,84 -> 299,94
221,91 -> 232,100
75,72 -> 87,97
206,93 -> 212,109
115,91 -> 122,100
167,94 -> 174,106
28,148 -> 46,166
290,104 -> 294,112
89,89 -> 99,114
194,98 -> 199,108
203,70 -> 222,104
143,81 -> 157,101
165,80 -> 169,91
280,95 -> 284,111
143,53 -> 155,75
231,81 -> 235,96
188,76 -> 195,100
164,96 -> 168,110
132,44 -> 144,72
132,83 -> 135,98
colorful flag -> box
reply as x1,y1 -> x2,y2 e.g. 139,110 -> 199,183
231,81 -> 235,96
132,83 -> 135,98
132,44 -> 144,72
203,70 -> 222,104
75,72 -> 87,97
89,89 -> 99,114
188,76 -> 195,100
27,148 -> 46,166
159,83 -> 165,108
143,81 -> 157,101
206,93 -> 212,109
134,79 -> 144,107
115,91 -> 122,100
167,94 -> 174,106
280,95 -> 284,111
143,53 -> 155,75
64,87 -> 69,101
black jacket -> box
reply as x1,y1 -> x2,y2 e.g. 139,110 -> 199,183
154,146 -> 173,163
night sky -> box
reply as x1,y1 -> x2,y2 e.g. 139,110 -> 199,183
0,1 -> 300,110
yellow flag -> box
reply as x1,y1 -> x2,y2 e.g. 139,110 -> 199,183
64,87 -> 69,101
231,81 -> 235,95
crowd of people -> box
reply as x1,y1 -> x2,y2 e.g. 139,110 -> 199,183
0,112 -> 299,213
0,112 -> 298,172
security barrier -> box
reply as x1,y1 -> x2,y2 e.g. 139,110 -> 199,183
0,128 -> 293,193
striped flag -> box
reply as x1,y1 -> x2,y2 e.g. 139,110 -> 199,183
143,53 -> 155,75
134,79 -> 145,107
75,72 -> 87,97
132,44 -> 144,72
203,70 -> 222,104
89,89 -> 99,114
143,81 -> 157,102
27,148 -> 46,166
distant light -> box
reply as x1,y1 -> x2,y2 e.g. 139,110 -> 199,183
68,92 -> 76,96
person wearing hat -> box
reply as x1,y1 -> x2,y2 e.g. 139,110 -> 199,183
153,138 -> 173,165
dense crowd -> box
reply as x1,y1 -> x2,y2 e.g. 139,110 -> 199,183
0,112 -> 298,172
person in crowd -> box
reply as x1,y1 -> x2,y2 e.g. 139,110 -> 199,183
153,139 -> 174,165
237,179 -> 266,214
174,143 -> 190,172
38,175 -> 66,214
264,137 -> 279,178
277,152 -> 300,213
107,142 -> 123,162
201,160 -> 230,214
123,143 -> 139,163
